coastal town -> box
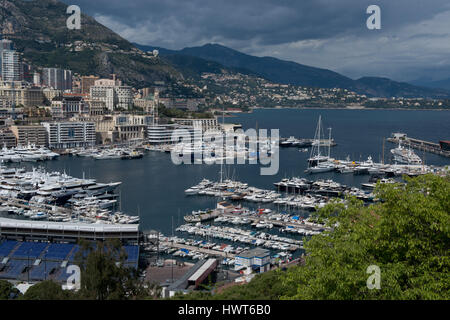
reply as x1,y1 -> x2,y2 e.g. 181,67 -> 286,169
0,0 -> 448,304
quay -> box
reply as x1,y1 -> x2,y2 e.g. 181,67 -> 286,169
387,133 -> 450,158
221,212 -> 327,232
161,241 -> 235,258
0,196 -> 72,215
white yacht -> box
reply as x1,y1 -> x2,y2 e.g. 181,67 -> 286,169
390,143 -> 422,164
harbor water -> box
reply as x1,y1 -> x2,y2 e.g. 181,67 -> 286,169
9,109 -> 450,234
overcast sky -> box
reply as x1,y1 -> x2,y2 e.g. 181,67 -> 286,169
65,0 -> 450,82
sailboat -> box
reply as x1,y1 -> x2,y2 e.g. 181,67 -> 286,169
305,116 -> 335,173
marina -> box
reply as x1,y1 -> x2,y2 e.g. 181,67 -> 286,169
0,166 -> 139,225
3,109 -> 449,237
387,133 -> 450,158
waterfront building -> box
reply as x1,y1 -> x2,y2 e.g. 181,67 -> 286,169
114,114 -> 152,142
0,127 -> 17,147
42,121 -> 95,149
171,117 -> 220,132
94,114 -> 152,144
42,68 -> 72,91
235,248 -> 271,273
10,125 -> 48,146
0,217 -> 139,243
147,123 -> 197,145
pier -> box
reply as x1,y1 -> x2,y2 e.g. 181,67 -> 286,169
0,196 -> 72,215
221,212 -> 327,232
161,241 -> 235,258
387,133 -> 450,158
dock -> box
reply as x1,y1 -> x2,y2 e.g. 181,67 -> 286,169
0,196 -> 72,215
161,241 -> 235,258
387,133 -> 450,158
221,212 -> 327,232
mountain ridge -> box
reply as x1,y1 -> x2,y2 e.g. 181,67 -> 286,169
135,42 -> 450,98
0,0 -> 182,88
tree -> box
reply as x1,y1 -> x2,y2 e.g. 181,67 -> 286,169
176,174 -> 449,300
0,280 -> 20,300
281,174 -> 450,300
21,281 -> 73,300
74,239 -> 153,300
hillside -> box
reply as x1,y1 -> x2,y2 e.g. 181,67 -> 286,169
0,0 -> 182,88
135,43 -> 450,98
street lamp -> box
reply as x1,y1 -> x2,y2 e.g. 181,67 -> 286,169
44,249 -> 48,281
27,248 -> 31,283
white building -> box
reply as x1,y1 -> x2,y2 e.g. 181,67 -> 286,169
1,50 -> 21,82
235,248 -> 271,273
90,84 -> 133,111
42,121 -> 95,149
42,68 -> 72,91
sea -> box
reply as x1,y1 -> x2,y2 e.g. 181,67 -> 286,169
9,109 -> 450,235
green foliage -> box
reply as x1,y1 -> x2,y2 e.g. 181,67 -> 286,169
158,104 -> 213,119
21,281 -> 73,300
73,240 -> 158,300
282,174 -> 450,300
0,280 -> 20,300
178,174 -> 449,300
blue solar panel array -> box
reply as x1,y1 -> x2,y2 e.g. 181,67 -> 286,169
0,240 -> 18,258
1,260 -> 28,279
0,240 -> 139,282
30,261 -> 61,281
124,245 -> 139,262
13,242 -> 48,259
45,243 -> 74,261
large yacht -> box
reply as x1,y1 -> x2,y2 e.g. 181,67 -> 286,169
390,143 -> 422,165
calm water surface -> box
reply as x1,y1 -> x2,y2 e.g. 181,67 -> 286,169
11,109 -> 450,234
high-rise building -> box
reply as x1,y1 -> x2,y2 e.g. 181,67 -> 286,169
33,72 -> 41,86
0,39 -> 13,75
1,50 -> 21,82
42,68 -> 72,91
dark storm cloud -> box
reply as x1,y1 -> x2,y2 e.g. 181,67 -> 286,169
63,0 -> 448,46
61,0 -> 450,81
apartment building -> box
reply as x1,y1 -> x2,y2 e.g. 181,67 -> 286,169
10,125 -> 48,146
42,121 -> 95,149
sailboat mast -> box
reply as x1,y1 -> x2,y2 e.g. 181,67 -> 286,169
317,115 -> 321,157
328,127 -> 332,159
